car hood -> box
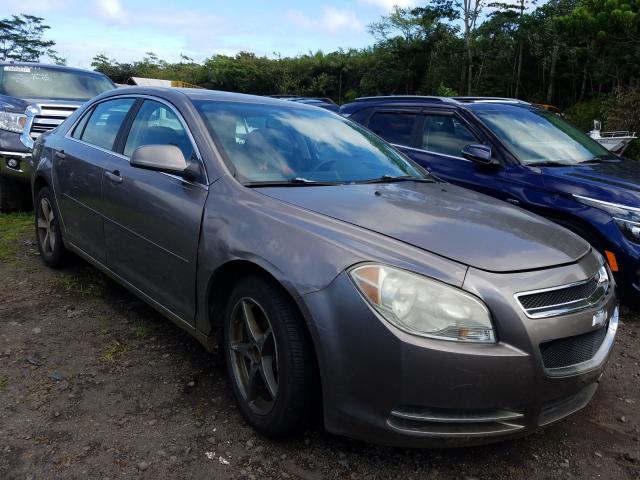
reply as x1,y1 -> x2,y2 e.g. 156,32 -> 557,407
541,158 -> 640,206
257,181 -> 589,273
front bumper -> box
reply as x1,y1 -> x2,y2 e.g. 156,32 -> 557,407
0,150 -> 32,182
303,255 -> 618,448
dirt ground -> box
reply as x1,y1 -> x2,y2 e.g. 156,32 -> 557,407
0,212 -> 639,480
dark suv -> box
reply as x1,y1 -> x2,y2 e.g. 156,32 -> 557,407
0,62 -> 115,210
341,96 -> 640,300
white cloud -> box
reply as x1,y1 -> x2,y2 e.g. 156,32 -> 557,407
95,0 -> 126,22
358,0 -> 419,9
286,6 -> 364,34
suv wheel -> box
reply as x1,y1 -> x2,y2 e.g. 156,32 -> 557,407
35,186 -> 69,268
223,275 -> 316,437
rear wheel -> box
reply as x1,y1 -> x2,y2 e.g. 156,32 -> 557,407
35,186 -> 69,268
222,275 -> 316,437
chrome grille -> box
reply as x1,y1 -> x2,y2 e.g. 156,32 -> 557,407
515,270 -> 608,318
540,326 -> 607,369
29,104 -> 78,140
519,278 -> 598,310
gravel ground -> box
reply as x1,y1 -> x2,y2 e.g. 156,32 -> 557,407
0,212 -> 639,480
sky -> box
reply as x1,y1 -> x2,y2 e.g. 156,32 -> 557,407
1,0 -> 421,68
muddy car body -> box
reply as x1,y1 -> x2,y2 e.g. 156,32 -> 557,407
31,87 -> 618,447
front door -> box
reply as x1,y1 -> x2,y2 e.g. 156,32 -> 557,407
101,99 -> 208,325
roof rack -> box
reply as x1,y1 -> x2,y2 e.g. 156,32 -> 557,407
354,95 -> 451,103
453,96 -> 530,105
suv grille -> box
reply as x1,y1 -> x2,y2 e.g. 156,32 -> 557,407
515,270 -> 607,318
29,104 -> 78,140
540,326 -> 607,369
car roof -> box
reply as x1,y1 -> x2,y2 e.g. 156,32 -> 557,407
0,60 -> 108,77
340,95 -> 531,111
100,86 -> 330,110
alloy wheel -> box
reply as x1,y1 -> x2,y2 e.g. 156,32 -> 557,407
228,297 -> 279,415
36,197 -> 56,256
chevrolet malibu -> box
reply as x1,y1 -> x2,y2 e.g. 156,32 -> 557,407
31,88 -> 618,447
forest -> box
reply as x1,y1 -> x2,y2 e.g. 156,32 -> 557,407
2,1 -> 640,143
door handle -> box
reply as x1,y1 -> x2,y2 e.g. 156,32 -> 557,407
104,170 -> 123,184
55,150 -> 66,159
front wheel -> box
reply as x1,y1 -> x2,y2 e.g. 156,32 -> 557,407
223,275 -> 317,438
35,186 -> 69,268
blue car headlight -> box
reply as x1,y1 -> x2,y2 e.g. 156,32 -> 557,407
574,194 -> 640,243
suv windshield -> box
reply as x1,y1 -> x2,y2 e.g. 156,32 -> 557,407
471,104 -> 616,165
0,65 -> 115,100
195,101 -> 427,184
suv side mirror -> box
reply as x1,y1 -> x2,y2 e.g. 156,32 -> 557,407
130,144 -> 188,175
462,144 -> 496,166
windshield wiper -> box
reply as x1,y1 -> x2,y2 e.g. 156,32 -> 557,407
525,161 -> 574,167
356,175 -> 436,184
245,177 -> 343,187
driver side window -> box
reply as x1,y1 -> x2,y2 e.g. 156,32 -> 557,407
124,100 -> 195,161
422,115 -> 478,158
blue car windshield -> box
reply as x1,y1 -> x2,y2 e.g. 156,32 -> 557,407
194,100 -> 427,184
471,105 -> 616,165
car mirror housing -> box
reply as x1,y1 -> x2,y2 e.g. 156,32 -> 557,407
130,144 -> 188,175
462,144 -> 496,166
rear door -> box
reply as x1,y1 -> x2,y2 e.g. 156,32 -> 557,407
101,98 -> 208,325
55,97 -> 136,263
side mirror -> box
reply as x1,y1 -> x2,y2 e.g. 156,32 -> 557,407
130,144 -> 188,175
461,144 -> 496,166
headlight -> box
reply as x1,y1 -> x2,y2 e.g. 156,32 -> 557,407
596,264 -> 610,292
350,264 -> 496,343
574,194 -> 640,243
0,111 -> 27,133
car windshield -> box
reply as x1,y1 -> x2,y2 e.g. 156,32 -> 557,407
471,105 -> 616,165
0,65 -> 115,100
194,100 -> 427,184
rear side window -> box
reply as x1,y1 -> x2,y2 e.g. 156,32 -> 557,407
80,98 -> 135,151
123,100 -> 194,161
71,108 -> 93,140
422,115 -> 477,157
368,112 -> 417,146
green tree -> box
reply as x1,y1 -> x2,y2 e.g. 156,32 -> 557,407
0,14 -> 62,63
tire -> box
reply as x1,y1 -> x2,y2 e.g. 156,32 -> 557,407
222,274 -> 316,438
0,175 -> 31,212
35,186 -> 69,268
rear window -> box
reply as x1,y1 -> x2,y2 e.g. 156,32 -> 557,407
0,65 -> 115,100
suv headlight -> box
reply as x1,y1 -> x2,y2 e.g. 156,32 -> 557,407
574,194 -> 640,243
350,264 -> 496,343
0,111 -> 27,133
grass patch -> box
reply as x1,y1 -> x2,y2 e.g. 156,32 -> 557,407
60,271 -> 106,298
0,376 -> 8,391
0,212 -> 33,262
134,322 -> 157,339
101,340 -> 128,363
